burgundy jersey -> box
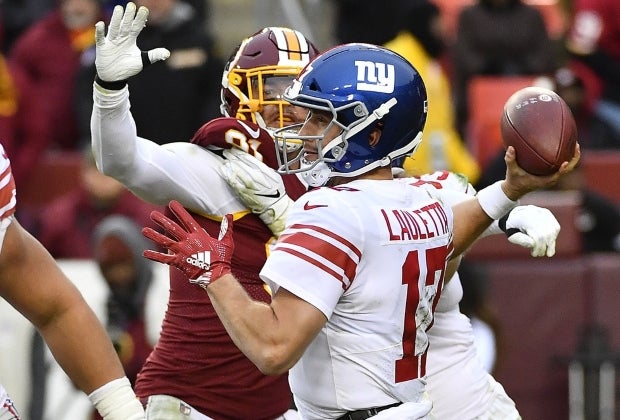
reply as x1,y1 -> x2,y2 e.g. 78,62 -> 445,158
191,117 -> 307,201
135,118 -> 306,419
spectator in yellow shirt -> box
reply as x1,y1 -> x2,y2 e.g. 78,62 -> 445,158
385,0 -> 481,184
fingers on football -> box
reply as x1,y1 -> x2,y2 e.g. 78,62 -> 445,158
168,200 -> 203,234
561,142 -> 581,173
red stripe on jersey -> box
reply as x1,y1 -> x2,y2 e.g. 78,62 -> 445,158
0,165 -> 16,219
277,231 -> 358,286
276,224 -> 361,289
277,246 -> 345,288
286,223 -> 362,259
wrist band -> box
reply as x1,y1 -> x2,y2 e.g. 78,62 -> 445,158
88,376 -> 145,420
95,75 -> 127,91
498,213 -> 509,231
476,181 -> 518,220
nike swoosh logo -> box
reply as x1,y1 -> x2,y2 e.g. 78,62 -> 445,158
303,201 -> 328,210
256,192 -> 281,199
237,121 -> 261,139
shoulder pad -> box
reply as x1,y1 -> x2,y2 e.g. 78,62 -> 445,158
191,118 -> 280,168
413,171 -> 476,195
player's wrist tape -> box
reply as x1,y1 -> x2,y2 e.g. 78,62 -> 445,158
88,376 -> 145,420
95,51 -> 154,90
95,75 -> 127,91
476,181 -> 518,220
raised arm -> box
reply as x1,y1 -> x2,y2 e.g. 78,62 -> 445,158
90,2 -> 238,214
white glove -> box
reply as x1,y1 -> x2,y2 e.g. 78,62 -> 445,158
501,205 -> 561,257
95,2 -> 170,83
220,148 -> 293,237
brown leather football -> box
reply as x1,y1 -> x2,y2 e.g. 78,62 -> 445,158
500,86 -> 577,175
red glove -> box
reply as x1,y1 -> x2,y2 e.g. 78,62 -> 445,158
142,200 -> 234,289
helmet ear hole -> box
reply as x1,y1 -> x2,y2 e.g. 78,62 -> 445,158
368,128 -> 382,147
229,73 -> 243,87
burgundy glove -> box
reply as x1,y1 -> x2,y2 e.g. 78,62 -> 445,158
142,200 -> 234,289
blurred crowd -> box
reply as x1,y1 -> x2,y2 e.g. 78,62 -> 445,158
0,0 -> 618,417
1,0 -> 618,243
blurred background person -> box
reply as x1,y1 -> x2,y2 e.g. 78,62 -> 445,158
565,0 -> 620,149
92,215 -> 156,392
76,0 -> 224,146
28,214 -> 169,420
452,0 -> 556,136
331,0 -> 401,45
36,148 -> 160,259
384,0 -> 481,185
0,0 -> 56,54
8,0 -> 106,151
0,52 -> 49,188
537,65 -> 619,150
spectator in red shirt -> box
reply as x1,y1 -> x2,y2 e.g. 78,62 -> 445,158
8,0 -> 105,151
93,215 -> 156,389
566,0 -> 620,148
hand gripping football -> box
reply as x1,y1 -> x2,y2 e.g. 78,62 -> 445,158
500,86 -> 577,175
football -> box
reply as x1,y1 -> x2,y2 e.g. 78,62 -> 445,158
500,86 -> 577,175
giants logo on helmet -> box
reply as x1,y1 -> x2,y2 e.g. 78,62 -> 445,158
186,251 -> 211,270
354,61 -> 395,94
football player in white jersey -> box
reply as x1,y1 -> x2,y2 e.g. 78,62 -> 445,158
0,144 -> 145,420
400,171 -> 522,420
141,44 -> 579,420
220,158 -> 550,420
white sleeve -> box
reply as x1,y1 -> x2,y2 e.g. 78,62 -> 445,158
427,187 -> 502,238
91,85 -> 245,215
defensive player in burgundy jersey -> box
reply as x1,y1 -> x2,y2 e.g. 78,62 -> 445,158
91,3 -> 317,418
0,143 -> 145,419
141,44 -> 578,419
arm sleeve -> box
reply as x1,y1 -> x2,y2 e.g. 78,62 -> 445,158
91,84 -> 245,215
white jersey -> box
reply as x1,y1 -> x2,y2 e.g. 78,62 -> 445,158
261,179 -> 454,419
0,144 -> 16,222
400,171 -> 518,419
0,146 -> 20,419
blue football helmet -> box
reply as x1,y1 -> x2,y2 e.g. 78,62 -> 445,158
274,43 -> 428,187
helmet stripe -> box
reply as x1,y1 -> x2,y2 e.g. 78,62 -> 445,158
283,30 -> 302,61
272,27 -> 306,63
